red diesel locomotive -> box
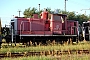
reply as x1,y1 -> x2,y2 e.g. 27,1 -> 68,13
5,10 -> 79,44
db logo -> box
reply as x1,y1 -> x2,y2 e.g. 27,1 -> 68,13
56,25 -> 59,30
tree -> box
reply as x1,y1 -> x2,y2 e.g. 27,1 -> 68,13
23,7 -> 55,18
76,14 -> 89,25
23,7 -> 37,18
46,7 -> 56,14
67,12 -> 76,20
23,7 -> 90,24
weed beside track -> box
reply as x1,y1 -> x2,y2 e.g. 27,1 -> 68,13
0,41 -> 90,60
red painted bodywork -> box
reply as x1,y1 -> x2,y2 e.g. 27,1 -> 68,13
12,13 -> 78,36
67,20 -> 78,35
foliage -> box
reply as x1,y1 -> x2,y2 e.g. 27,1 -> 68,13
76,14 -> 89,24
1,54 -> 90,60
0,42 -> 90,53
23,7 -> 37,18
1,27 -> 10,37
1,56 -> 56,60
67,12 -> 76,20
23,7 -> 90,25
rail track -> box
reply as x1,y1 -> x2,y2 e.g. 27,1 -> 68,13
0,49 -> 89,58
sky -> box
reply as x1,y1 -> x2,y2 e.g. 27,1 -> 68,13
0,0 -> 90,27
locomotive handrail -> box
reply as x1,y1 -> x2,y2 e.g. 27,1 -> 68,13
71,26 -> 78,35
61,26 -> 78,35
20,21 -> 31,40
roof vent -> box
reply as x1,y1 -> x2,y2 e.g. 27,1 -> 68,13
54,9 -> 59,14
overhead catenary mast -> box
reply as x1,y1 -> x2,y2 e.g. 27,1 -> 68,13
38,4 -> 40,12
65,0 -> 68,13
17,10 -> 22,17
81,8 -> 90,15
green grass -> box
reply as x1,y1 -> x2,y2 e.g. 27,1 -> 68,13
1,41 -> 90,60
1,56 -> 56,60
0,42 -> 90,53
60,54 -> 90,60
